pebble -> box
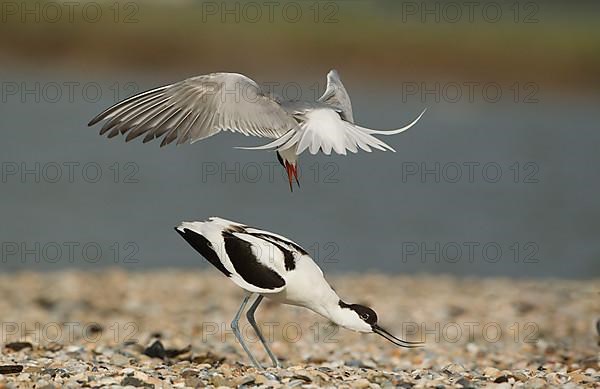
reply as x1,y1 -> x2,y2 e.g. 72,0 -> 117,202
121,376 -> 154,388
110,353 -> 130,366
236,375 -> 256,386
210,375 -> 234,387
352,378 -> 372,388
0,366 -> 23,375
5,342 -> 33,352
483,367 -> 501,378
443,363 -> 466,375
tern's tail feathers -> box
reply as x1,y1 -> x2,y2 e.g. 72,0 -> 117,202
236,108 -> 426,155
235,130 -> 295,151
361,108 -> 427,135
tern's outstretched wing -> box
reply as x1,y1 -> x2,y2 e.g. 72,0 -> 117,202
88,73 -> 298,147
319,69 -> 355,123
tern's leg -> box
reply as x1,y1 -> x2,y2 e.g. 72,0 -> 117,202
231,293 -> 263,369
246,295 -> 280,368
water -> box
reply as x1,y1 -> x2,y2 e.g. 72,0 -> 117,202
1,72 -> 599,278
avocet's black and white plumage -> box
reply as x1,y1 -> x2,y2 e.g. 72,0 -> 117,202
88,70 -> 426,190
175,217 -> 422,368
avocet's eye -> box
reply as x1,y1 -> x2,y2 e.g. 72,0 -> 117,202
360,313 -> 369,320
207,242 -> 213,248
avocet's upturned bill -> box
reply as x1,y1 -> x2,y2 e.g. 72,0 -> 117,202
175,217 -> 422,368
88,70 -> 426,191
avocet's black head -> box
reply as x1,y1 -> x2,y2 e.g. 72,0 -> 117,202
340,301 -> 378,325
338,301 -> 423,348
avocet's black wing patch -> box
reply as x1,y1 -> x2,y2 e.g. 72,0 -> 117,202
246,230 -> 308,256
249,234 -> 296,271
222,232 -> 285,290
246,231 -> 310,271
271,241 -> 296,271
175,228 -> 232,277
225,224 -> 246,233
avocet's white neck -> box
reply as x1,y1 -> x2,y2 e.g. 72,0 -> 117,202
305,287 -> 371,333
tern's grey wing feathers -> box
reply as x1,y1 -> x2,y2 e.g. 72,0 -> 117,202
88,73 -> 298,146
319,69 -> 355,123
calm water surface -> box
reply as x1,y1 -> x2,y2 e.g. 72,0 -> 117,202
1,72 -> 599,278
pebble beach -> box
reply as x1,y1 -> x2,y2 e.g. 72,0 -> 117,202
0,270 -> 598,388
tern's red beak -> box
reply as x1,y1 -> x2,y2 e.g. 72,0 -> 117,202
284,161 -> 299,192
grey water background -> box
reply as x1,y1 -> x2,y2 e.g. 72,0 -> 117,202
1,70 -> 599,278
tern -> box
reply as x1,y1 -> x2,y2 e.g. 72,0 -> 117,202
175,217 -> 422,368
88,70 -> 426,190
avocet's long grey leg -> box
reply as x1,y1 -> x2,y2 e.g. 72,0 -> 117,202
231,293 -> 262,369
246,295 -> 280,368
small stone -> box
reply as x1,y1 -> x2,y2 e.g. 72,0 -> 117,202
210,375 -> 233,387
41,368 -> 69,378
5,342 -> 33,352
143,340 -> 166,359
192,352 -> 225,365
483,367 -> 501,378
65,345 -> 82,353
263,372 -> 279,381
546,372 -> 567,385
146,377 -> 165,387
455,377 -> 474,388
134,371 -> 150,381
352,378 -> 371,388
287,379 -> 306,387
513,371 -> 529,381
37,384 -> 56,389
44,342 -> 63,352
184,376 -> 204,387
111,353 -> 130,366
254,375 -> 269,385
443,363 -> 465,375
494,375 -> 509,383
292,373 -> 312,383
0,365 -> 23,374
568,372 -> 590,383
98,377 -> 119,386
181,369 -> 199,378
527,377 -> 547,388
236,375 -> 256,386
165,344 -> 192,358
121,376 -> 155,388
